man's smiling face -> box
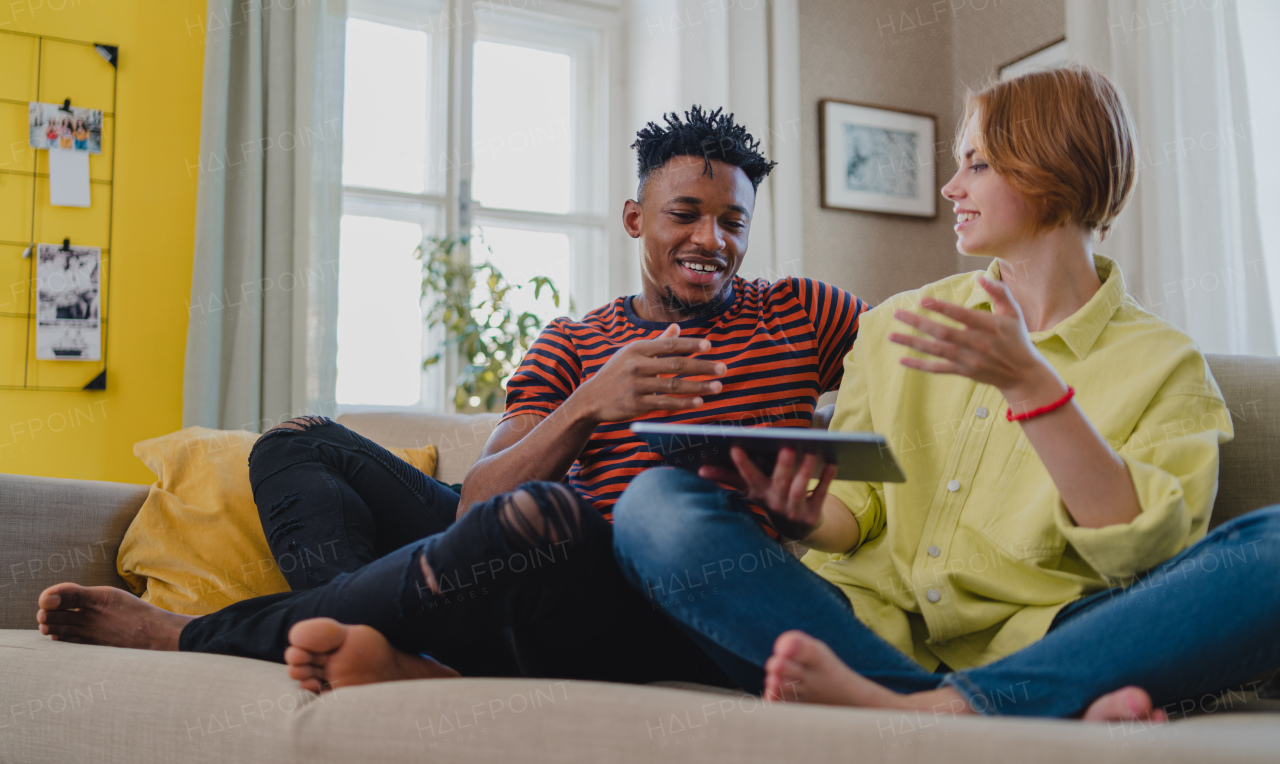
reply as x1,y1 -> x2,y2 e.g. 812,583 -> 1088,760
623,155 -> 756,322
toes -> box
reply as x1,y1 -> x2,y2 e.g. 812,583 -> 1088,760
771,630 -> 811,663
38,583 -> 88,610
773,630 -> 836,671
42,622 -> 89,641
298,677 -> 324,694
1083,686 -> 1156,722
763,650 -> 806,703
37,608 -> 87,626
287,663 -> 323,682
282,642 -> 314,665
287,618 -> 348,655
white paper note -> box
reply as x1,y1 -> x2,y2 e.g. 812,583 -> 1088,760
48,148 -> 91,207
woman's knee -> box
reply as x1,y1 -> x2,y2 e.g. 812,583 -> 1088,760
613,467 -> 719,568
1215,504 -> 1280,545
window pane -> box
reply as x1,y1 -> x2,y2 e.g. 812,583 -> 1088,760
343,18 -> 429,193
471,225 -> 571,338
471,41 -> 572,213
336,216 -> 425,406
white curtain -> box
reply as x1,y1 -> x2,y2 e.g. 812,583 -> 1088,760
1067,0 -> 1275,355
1237,0 -> 1280,345
183,0 -> 347,431
627,0 -> 804,284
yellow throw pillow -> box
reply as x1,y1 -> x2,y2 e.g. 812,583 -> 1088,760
117,426 -> 438,616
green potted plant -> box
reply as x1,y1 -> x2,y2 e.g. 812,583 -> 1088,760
414,234 -> 563,413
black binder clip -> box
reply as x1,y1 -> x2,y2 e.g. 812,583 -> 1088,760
60,98 -> 72,113
60,238 -> 72,252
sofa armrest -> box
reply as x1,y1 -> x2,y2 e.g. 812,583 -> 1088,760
0,473 -> 147,629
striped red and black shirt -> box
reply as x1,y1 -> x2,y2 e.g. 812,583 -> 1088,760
502,276 -> 868,524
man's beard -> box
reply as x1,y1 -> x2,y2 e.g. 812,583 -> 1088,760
659,282 -> 730,321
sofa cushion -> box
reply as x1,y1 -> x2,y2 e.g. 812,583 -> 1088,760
0,629 -> 1275,764
337,411 -> 503,485
115,427 -> 438,616
1205,355 -> 1280,529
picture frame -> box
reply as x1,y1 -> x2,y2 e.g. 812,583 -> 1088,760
998,37 -> 1068,81
820,99 -> 937,218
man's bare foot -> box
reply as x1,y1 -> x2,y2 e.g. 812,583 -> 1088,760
36,583 -> 193,650
1083,686 -> 1169,724
283,617 -> 459,694
764,630 -> 1169,724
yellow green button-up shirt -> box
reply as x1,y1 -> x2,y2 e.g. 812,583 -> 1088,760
803,255 -> 1232,671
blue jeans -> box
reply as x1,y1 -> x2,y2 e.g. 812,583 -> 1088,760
612,467 -> 1280,717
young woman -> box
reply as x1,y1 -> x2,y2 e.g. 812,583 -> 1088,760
612,66 -> 1280,721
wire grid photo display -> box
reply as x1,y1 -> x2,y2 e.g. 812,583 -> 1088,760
820,100 -> 936,218
0,28 -> 117,391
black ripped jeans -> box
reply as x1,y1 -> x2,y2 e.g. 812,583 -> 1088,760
177,417 -> 730,686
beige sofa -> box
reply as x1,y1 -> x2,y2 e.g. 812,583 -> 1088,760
2,355 -> 1279,763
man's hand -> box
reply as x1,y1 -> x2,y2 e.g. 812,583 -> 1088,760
573,323 -> 727,424
699,447 -> 837,541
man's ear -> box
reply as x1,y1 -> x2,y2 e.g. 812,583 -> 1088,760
622,198 -> 643,239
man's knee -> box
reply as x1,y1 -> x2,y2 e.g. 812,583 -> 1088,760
495,482 -> 589,548
263,415 -> 331,436
248,416 -> 335,475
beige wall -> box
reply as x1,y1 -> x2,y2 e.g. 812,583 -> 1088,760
797,0 -> 1065,305
948,0 -> 1066,274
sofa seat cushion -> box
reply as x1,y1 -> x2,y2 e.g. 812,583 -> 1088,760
1,629 -> 1276,764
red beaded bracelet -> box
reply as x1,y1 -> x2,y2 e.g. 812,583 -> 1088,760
1006,386 -> 1075,422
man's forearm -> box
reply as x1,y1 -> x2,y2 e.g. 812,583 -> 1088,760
458,398 -> 598,514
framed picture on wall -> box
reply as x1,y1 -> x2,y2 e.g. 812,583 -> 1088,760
820,99 -> 936,218
999,37 -> 1068,81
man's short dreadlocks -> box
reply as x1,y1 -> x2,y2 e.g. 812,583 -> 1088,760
631,106 -> 777,202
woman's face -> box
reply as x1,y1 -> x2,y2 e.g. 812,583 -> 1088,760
941,113 -> 1035,257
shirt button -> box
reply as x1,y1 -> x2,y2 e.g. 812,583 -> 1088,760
928,545 -> 940,558
975,406 -> 989,419
927,589 -> 941,603
947,479 -> 961,492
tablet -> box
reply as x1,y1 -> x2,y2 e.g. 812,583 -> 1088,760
630,422 -> 906,483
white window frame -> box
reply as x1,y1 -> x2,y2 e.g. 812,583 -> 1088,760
337,0 -> 622,415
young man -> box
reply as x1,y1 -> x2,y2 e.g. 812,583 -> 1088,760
37,107 -> 867,691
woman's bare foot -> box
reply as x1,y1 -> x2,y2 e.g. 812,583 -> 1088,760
1083,686 -> 1169,724
764,630 -> 909,706
284,617 -> 459,694
36,583 -> 193,650
764,630 -> 1169,724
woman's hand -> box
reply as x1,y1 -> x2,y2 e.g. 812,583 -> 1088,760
888,275 -> 1066,412
699,447 -> 837,540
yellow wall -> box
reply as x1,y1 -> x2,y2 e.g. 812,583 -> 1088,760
0,0 -> 205,484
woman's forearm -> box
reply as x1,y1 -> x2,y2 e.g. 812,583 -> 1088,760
1006,374 -> 1141,529
802,494 -> 863,553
